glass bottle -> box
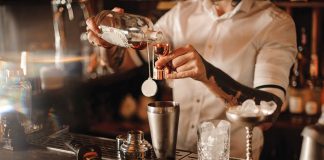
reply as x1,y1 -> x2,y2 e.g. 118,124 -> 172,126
288,27 -> 309,114
0,68 -> 33,135
304,80 -> 319,116
94,10 -> 164,49
317,80 -> 324,114
299,27 -> 310,81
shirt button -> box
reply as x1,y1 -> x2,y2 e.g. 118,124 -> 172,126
208,44 -> 212,49
196,99 -> 200,103
191,125 -> 195,129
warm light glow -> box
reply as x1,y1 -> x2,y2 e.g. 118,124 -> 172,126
0,99 -> 14,113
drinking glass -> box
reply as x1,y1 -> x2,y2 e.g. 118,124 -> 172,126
197,119 -> 230,160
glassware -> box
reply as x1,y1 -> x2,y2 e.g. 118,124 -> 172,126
152,42 -> 172,80
95,10 -> 164,49
197,119 -> 230,160
226,100 -> 277,160
141,40 -> 171,96
0,68 -> 34,135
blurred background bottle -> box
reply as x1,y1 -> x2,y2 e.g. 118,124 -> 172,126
0,68 -> 34,134
304,80 -> 319,116
321,81 -> 324,111
289,27 -> 310,114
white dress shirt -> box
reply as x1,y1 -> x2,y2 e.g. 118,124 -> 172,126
131,0 -> 297,159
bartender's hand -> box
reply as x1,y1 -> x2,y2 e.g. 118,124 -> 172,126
86,7 -> 124,48
155,44 -> 209,82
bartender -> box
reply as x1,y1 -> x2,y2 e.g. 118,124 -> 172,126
86,0 -> 297,159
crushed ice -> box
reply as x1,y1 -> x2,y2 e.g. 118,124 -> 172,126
227,99 -> 277,117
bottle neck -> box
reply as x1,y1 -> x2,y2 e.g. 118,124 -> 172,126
145,30 -> 164,42
301,27 -> 307,47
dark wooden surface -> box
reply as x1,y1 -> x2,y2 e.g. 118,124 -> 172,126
0,146 -> 75,160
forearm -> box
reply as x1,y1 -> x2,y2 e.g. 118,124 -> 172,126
201,57 -> 283,109
101,46 -> 138,72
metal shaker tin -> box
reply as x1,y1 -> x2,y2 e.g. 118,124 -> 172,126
300,112 -> 324,160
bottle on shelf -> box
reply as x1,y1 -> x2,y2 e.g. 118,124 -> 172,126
304,80 -> 319,116
0,68 -> 33,134
0,67 -> 35,150
95,10 -> 164,50
308,50 -> 320,90
288,27 -> 310,114
321,81 -> 324,112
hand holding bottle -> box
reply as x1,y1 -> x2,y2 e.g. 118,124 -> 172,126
86,7 -> 125,48
86,8 -> 162,50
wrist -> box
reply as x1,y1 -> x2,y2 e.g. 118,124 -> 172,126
104,45 -> 117,51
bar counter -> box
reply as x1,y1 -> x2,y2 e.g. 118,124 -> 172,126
0,130 -> 243,160
0,147 -> 75,160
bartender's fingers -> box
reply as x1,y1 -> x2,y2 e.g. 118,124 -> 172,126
166,67 -> 207,81
172,52 -> 193,69
174,61 -> 195,73
87,30 -> 111,48
155,44 -> 192,68
165,60 -> 202,79
86,17 -> 101,35
165,70 -> 196,79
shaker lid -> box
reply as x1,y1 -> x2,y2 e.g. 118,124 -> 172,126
302,123 -> 324,145
120,130 -> 149,153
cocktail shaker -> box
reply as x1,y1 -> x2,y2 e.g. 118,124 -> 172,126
300,111 -> 324,160
118,130 -> 154,159
147,101 -> 180,159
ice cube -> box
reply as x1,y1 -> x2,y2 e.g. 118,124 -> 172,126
241,99 -> 260,116
198,121 -> 217,160
213,121 -> 230,160
260,101 -> 277,115
199,122 -> 215,143
216,120 -> 231,134
241,99 -> 256,110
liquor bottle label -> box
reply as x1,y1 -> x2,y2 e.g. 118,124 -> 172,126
305,101 -> 318,115
99,25 -> 131,48
289,96 -> 303,114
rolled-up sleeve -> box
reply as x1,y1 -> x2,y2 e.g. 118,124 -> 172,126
254,15 -> 297,100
